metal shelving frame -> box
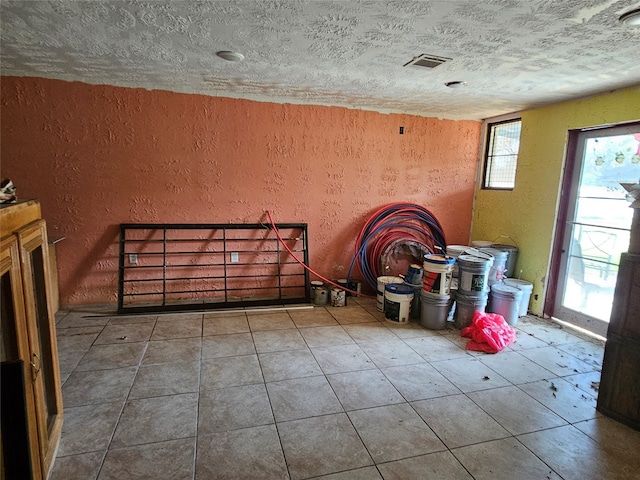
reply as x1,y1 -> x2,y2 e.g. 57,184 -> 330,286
117,223 -> 309,314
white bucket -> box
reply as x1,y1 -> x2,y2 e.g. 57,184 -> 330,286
492,244 -> 519,278
423,254 -> 455,295
377,276 -> 403,311
457,254 -> 493,295
420,290 -> 451,330
447,245 -> 470,278
488,283 -> 523,326
453,291 -> 489,329
504,278 -> 533,317
479,247 -> 508,286
330,288 -> 346,307
384,283 -> 414,324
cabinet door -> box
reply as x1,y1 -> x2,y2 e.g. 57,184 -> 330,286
1,235 -> 43,479
17,221 -> 63,479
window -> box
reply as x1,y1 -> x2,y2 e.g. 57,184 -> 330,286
483,118 -> 522,190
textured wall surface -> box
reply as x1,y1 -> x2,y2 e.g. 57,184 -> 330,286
3,1 -> 640,120
1,77 -> 480,306
472,86 -> 640,315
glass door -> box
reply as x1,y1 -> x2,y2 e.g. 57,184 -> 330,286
553,123 -> 640,337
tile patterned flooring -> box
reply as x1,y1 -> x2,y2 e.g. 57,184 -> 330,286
51,298 -> 640,480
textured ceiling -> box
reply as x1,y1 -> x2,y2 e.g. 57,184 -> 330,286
1,0 -> 640,120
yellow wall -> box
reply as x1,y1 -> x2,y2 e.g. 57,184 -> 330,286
471,86 -> 640,315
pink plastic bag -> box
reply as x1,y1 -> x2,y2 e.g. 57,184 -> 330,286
461,311 -> 516,354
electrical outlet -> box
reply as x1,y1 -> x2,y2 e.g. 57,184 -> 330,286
129,253 -> 138,264
230,252 -> 239,263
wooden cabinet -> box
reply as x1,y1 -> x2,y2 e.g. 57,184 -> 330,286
1,200 -> 63,479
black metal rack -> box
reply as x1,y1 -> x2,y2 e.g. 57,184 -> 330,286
118,223 -> 309,314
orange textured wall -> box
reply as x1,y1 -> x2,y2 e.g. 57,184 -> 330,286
1,77 -> 480,306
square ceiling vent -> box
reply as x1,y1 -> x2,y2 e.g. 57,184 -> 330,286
404,53 -> 452,69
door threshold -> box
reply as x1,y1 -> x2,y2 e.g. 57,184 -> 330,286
550,316 -> 607,342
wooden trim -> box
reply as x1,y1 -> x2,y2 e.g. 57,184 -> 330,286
1,235 -> 43,480
16,220 -> 63,480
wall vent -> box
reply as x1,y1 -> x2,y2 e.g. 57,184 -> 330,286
404,53 -> 452,69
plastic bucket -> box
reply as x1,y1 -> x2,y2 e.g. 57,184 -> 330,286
404,264 -> 424,285
423,254 -> 455,295
377,276 -> 403,311
492,244 -> 519,278
404,281 -> 423,320
420,290 -> 451,330
479,247 -> 508,286
447,245 -> 470,279
488,283 -> 523,326
384,283 -> 415,324
330,288 -> 346,307
503,278 -> 533,317
457,254 -> 493,295
454,291 -> 489,329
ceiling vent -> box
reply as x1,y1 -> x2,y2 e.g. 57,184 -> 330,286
404,53 -> 452,69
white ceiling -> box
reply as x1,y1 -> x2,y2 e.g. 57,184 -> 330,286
1,0 -> 640,120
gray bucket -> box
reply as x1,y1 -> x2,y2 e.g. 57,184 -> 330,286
457,254 -> 493,295
404,281 -> 423,319
488,283 -> 523,326
420,290 -> 451,330
453,291 -> 489,329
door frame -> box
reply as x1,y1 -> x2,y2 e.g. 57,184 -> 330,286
545,121 -> 640,336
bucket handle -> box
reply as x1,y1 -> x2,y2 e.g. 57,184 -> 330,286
492,234 -> 518,248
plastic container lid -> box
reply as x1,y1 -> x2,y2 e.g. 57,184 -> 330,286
504,278 -> 533,290
490,283 -> 523,298
385,283 -> 415,295
424,253 -> 456,265
446,245 -> 470,256
457,254 -> 492,266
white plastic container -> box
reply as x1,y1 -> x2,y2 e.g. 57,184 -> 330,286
384,283 -> 414,324
377,276 -> 403,311
503,278 -> 533,317
423,254 -> 456,295
447,245 -> 470,278
479,247 -> 508,285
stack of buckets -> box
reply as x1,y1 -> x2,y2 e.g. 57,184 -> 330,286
420,254 -> 455,329
376,241 -> 533,329
453,251 -> 493,329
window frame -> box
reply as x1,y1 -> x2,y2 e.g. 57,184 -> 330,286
482,117 -> 522,191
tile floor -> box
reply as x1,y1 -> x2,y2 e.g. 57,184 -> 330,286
50,297 -> 640,480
